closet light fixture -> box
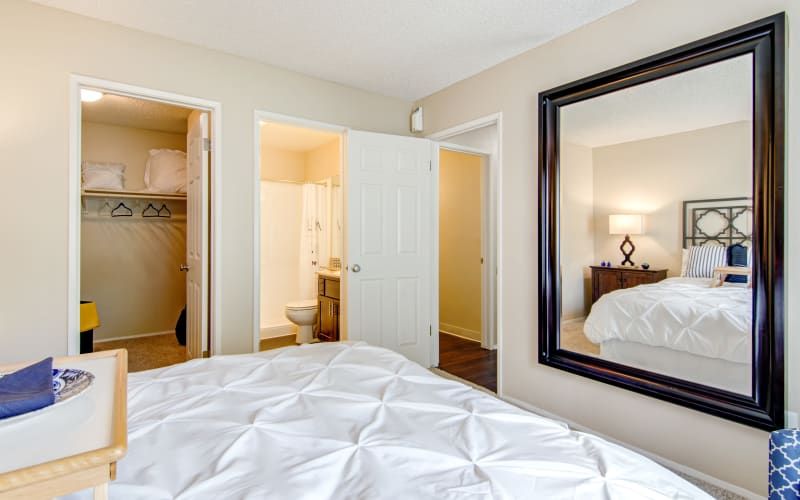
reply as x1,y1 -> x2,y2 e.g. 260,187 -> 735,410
80,89 -> 104,102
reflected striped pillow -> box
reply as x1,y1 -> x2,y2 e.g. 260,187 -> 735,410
685,245 -> 726,278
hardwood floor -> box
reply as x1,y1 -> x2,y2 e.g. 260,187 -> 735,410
438,332 -> 497,392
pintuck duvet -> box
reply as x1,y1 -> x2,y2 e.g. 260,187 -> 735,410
63,341 -> 709,499
584,277 -> 751,363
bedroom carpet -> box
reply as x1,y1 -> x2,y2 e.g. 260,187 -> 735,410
438,332 -> 497,392
94,333 -> 186,372
431,368 -> 745,500
560,319 -> 600,355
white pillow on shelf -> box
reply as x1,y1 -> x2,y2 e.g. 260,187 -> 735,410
81,161 -> 126,190
145,149 -> 187,193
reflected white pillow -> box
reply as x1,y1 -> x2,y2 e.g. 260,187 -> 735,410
145,149 -> 187,193
680,248 -> 689,276
82,161 -> 126,190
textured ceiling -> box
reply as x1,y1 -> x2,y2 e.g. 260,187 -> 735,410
561,55 -> 753,148
32,0 -> 635,101
261,122 -> 340,152
82,93 -> 193,133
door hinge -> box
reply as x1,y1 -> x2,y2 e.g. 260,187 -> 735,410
429,160 -> 432,171
203,137 -> 211,152
429,325 -> 432,336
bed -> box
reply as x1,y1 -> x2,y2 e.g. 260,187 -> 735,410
583,198 -> 753,394
584,277 -> 751,393
63,342 -> 708,499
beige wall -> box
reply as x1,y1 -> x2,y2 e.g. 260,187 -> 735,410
592,121 -> 751,274
439,149 -> 482,340
0,0 -> 410,362
305,139 -> 341,182
260,146 -> 305,183
418,0 -> 798,494
260,139 -> 341,184
560,141 -> 595,319
82,121 -> 187,191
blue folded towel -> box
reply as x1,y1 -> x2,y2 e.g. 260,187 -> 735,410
0,357 -> 56,419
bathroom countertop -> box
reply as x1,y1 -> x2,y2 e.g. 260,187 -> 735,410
317,269 -> 341,279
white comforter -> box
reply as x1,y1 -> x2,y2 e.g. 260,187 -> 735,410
584,277 -> 751,363
64,342 -> 708,499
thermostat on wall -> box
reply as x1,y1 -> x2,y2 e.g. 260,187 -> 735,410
410,106 -> 423,133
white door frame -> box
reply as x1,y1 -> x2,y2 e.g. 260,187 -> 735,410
252,111 -> 347,353
67,75 -> 223,356
427,113 -> 503,393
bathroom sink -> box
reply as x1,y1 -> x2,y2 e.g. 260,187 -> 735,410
318,269 -> 341,279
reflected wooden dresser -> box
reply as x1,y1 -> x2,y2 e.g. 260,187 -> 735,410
590,266 -> 667,303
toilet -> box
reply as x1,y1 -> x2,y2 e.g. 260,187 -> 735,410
285,299 -> 318,344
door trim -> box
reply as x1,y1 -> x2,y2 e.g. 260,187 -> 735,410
252,110 -> 347,353
427,113 -> 503,394
67,75 -> 223,356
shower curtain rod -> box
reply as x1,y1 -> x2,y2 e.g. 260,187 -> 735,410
262,178 -> 329,186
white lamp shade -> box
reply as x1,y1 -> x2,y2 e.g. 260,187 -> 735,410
609,214 -> 643,235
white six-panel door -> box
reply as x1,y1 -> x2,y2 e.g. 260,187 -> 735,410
346,130 -> 433,367
186,110 -> 209,359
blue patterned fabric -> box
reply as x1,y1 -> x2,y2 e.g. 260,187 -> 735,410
726,244 -> 750,283
770,429 -> 800,499
0,357 -> 55,419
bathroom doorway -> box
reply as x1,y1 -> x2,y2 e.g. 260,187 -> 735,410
256,119 -> 344,350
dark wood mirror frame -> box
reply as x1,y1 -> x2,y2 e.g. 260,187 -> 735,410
538,14 -> 785,430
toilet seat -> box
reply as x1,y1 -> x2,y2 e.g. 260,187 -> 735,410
286,299 -> 317,310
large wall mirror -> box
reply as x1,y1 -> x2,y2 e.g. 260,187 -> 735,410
538,14 -> 785,430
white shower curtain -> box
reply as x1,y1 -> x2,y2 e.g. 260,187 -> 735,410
298,183 -> 328,300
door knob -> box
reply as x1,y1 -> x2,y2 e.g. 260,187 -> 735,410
351,264 -> 361,273
180,264 -> 191,272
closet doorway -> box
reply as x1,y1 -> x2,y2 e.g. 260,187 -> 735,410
68,77 -> 220,371
255,117 -> 344,351
429,114 -> 502,393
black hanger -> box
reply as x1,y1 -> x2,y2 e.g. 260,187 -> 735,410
143,203 -> 160,218
157,203 -> 172,218
111,201 -> 133,217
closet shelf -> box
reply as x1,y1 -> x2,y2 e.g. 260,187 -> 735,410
81,189 -> 187,201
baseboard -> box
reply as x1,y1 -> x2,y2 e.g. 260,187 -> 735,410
260,323 -> 296,340
94,330 -> 174,343
439,323 -> 481,343
501,395 -> 761,500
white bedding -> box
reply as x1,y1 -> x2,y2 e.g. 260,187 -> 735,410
600,340 -> 751,394
64,342 -> 708,499
584,277 -> 751,363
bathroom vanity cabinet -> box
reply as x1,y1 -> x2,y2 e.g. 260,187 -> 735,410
317,274 -> 340,342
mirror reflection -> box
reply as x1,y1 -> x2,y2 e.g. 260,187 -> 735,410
559,54 -> 753,395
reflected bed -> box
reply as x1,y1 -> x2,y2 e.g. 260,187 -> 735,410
584,277 -> 751,393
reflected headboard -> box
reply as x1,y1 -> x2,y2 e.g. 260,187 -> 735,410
682,197 -> 752,248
